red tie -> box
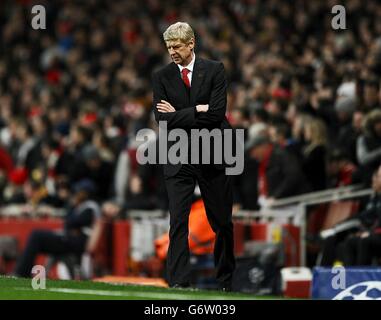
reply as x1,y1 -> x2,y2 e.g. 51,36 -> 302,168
181,68 -> 191,88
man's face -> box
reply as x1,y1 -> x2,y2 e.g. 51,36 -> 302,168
166,39 -> 194,66
249,144 -> 267,162
352,111 -> 363,131
86,158 -> 101,169
71,191 -> 87,206
327,161 -> 339,176
268,126 -> 278,143
374,121 -> 381,137
364,85 -> 378,106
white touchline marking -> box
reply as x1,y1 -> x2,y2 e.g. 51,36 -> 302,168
15,287 -> 255,300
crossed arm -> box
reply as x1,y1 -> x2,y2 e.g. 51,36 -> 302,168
156,100 -> 208,114
152,62 -> 227,129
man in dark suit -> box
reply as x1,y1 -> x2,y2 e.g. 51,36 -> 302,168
152,22 -> 235,290
14,179 -> 100,278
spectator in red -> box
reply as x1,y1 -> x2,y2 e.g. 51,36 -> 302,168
3,167 -> 28,204
327,149 -> 357,188
0,145 -> 13,176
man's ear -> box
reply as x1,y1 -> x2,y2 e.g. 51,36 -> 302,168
189,38 -> 195,50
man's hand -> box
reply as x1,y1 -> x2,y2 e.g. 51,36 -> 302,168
263,197 -> 276,208
232,203 -> 242,215
196,104 -> 209,113
157,100 -> 176,113
360,231 -> 370,238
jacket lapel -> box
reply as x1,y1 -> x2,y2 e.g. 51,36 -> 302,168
190,58 -> 205,107
167,62 -> 188,108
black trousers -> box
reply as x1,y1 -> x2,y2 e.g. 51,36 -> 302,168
357,233 -> 381,265
338,233 -> 381,266
15,230 -> 86,278
341,236 -> 361,266
319,230 -> 357,266
319,233 -> 347,266
164,164 -> 235,287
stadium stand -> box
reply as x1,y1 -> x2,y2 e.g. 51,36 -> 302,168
1,0 -> 381,294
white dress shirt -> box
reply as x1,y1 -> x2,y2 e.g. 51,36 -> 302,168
177,53 -> 195,86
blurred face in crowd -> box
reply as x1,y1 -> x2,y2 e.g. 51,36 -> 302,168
336,110 -> 351,123
268,125 -> 278,144
70,126 -> 84,146
15,123 -> 28,141
372,166 -> 381,193
327,158 -> 347,177
23,181 -> 35,199
269,124 -> 288,145
303,119 -> 326,145
56,183 -> 70,202
129,175 -> 142,194
249,143 -> 269,162
86,157 -> 101,170
292,115 -> 304,140
352,111 -> 363,131
166,38 -> 194,66
373,120 -> 381,137
72,191 -> 88,206
268,125 -> 285,145
102,201 -> 121,219
41,142 -> 51,159
303,124 -> 312,142
364,84 -> 378,107
31,116 -> 46,136
327,161 -> 339,177
230,109 -> 247,128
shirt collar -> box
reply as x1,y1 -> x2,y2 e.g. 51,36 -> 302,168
178,53 -> 196,73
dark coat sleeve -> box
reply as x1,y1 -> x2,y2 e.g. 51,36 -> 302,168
193,62 -> 227,127
152,72 -> 196,129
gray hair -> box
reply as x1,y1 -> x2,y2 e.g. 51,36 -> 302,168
163,22 -> 195,43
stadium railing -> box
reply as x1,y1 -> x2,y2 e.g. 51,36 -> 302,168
235,185 -> 373,266
123,185 -> 373,267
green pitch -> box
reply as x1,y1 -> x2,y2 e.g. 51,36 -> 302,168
0,276 -> 279,300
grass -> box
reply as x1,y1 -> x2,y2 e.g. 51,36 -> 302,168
0,276 -> 279,300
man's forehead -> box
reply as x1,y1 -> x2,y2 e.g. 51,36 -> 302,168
166,40 -> 185,47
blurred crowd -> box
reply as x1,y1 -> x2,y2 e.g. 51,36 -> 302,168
0,0 -> 381,217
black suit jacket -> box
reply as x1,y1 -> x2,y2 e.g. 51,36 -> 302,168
152,57 -> 232,177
